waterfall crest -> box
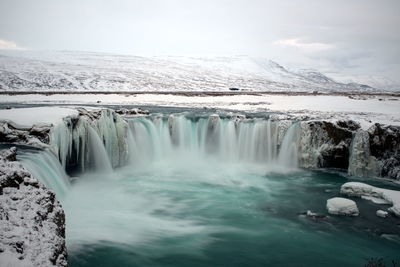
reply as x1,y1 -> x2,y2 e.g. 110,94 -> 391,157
127,114 -> 300,167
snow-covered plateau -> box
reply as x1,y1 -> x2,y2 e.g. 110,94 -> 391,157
0,51 -> 399,93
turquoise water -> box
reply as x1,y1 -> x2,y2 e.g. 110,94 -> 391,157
63,159 -> 400,267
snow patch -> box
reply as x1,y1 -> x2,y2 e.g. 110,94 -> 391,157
340,182 -> 400,217
326,197 -> 359,216
376,210 -> 389,218
0,107 -> 78,128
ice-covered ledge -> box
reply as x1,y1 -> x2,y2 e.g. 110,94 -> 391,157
341,182 -> 400,217
0,107 -> 79,129
0,107 -> 79,148
0,147 -> 67,267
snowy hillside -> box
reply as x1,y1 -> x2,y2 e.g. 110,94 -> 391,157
0,51 -> 395,93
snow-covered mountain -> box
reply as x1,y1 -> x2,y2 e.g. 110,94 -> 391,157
0,51 -> 396,93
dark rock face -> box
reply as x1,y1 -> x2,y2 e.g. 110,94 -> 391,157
115,108 -> 150,116
301,121 -> 355,170
321,121 -> 354,145
300,120 -> 399,179
319,143 -> 350,169
336,120 -> 361,131
368,124 -> 400,180
0,148 -> 68,267
320,121 -> 354,169
369,124 -> 400,158
29,126 -> 51,143
306,121 -> 400,180
381,157 -> 400,180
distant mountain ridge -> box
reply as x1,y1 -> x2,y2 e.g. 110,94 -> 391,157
0,51 -> 396,93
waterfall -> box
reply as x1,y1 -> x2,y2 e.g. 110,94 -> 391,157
348,129 -> 379,177
88,126 -> 113,173
95,110 -> 128,168
12,113 -> 330,204
127,114 -> 299,167
18,149 -> 71,199
20,126 -> 113,200
278,122 -> 301,168
49,109 -> 128,173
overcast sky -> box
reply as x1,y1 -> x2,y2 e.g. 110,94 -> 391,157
0,0 -> 399,84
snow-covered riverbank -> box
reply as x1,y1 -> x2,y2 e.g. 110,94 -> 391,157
1,93 -> 400,129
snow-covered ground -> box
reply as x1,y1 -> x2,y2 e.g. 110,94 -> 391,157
0,107 -> 78,128
1,93 -> 399,129
1,51 -> 398,93
0,148 -> 67,267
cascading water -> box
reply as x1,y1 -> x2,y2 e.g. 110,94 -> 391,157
127,114 -> 300,168
277,122 -> 301,168
87,126 -> 113,173
49,109 -> 128,174
18,149 -> 71,199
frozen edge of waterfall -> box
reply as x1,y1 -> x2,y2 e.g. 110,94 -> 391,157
0,106 -> 399,181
